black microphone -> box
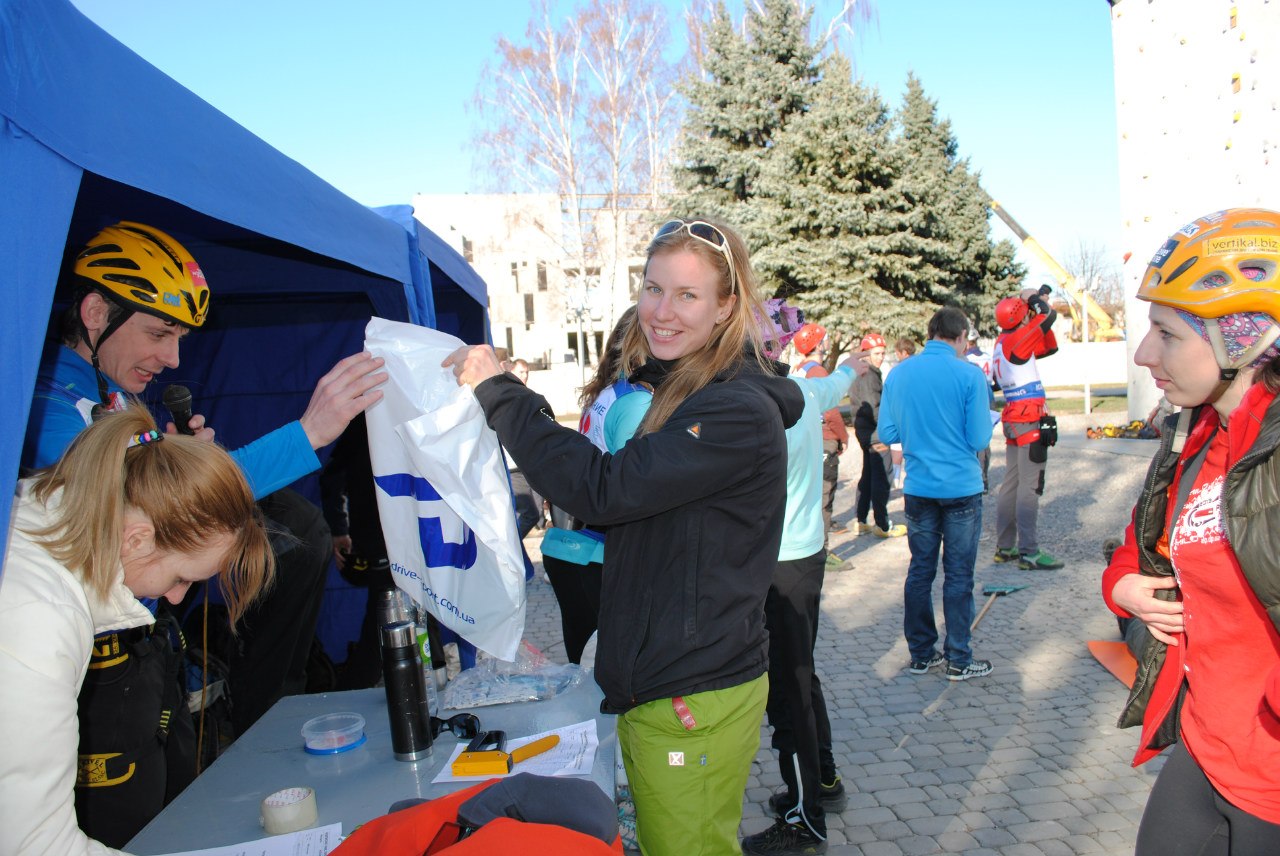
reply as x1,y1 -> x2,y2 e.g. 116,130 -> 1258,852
163,384 -> 195,436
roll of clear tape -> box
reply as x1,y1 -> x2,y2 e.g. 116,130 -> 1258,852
260,786 -> 318,835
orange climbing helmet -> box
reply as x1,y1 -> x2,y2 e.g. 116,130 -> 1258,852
859,332 -> 886,352
793,323 -> 827,356
1138,208 -> 1280,320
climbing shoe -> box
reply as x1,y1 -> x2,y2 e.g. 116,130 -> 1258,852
741,818 -> 827,855
1018,550 -> 1065,570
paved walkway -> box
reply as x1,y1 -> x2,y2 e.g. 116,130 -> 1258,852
518,413 -> 1163,855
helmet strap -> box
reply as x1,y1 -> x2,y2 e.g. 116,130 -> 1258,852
86,304 -> 134,405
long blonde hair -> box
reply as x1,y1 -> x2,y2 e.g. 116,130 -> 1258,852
622,218 -> 771,434
26,408 -> 274,626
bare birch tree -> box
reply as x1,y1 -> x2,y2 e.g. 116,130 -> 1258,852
473,0 -> 678,365
1063,237 -> 1125,338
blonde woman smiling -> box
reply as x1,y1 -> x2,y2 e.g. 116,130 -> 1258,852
446,218 -> 803,856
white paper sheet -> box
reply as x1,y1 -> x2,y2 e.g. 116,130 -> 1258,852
147,822 -> 342,856
431,719 -> 599,783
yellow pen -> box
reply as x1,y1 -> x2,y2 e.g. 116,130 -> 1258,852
510,734 -> 560,766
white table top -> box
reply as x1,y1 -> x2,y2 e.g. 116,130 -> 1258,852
126,679 -> 616,854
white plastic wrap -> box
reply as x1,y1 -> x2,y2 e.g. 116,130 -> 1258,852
363,317 -> 526,660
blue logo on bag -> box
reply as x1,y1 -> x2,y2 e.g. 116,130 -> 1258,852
375,473 -> 477,570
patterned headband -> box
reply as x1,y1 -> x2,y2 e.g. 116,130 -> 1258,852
1175,310 -> 1280,369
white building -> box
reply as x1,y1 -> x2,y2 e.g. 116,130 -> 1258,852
1111,0 -> 1280,418
412,193 -> 648,373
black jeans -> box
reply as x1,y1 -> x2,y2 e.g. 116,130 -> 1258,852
1137,742 -> 1280,855
856,443 -> 891,530
764,550 -> 835,837
821,440 -> 840,536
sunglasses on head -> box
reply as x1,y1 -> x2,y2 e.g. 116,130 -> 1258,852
654,219 -> 738,294
430,712 -> 481,740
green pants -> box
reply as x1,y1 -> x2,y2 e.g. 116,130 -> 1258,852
617,673 -> 768,856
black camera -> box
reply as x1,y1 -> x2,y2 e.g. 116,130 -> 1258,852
1029,414 -> 1058,464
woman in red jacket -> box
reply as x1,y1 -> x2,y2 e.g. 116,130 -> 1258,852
1103,208 -> 1280,854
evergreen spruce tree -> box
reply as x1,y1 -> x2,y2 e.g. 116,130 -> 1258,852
891,73 -> 1022,333
671,11 -> 1020,345
671,0 -> 821,242
754,54 -> 920,348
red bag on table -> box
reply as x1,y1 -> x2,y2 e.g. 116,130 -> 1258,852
332,776 -> 623,855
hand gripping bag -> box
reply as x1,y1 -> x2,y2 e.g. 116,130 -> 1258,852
364,318 -> 525,660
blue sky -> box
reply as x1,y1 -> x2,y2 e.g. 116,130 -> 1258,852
69,0 -> 1119,285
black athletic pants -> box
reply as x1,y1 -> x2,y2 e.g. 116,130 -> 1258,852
764,550 -> 835,837
335,558 -> 395,691
1137,742 -> 1280,855
541,555 -> 603,665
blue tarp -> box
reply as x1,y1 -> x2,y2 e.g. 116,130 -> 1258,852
0,0 -> 490,612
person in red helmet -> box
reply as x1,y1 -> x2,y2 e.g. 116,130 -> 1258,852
791,323 -> 851,554
1103,208 -> 1280,854
990,285 -> 1065,570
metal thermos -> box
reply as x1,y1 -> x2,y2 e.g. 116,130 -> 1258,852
380,620 -> 433,761
373,589 -> 412,644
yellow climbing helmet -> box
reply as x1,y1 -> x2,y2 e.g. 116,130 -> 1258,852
1138,208 -> 1280,320
74,221 -> 210,327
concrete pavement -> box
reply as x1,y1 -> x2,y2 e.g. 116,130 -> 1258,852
519,412 -> 1162,855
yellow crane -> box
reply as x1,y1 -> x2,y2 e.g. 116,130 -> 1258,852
989,201 -> 1124,341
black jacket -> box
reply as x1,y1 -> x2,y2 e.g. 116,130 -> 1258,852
475,360 -> 804,713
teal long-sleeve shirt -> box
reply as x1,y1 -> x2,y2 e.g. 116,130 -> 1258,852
779,366 -> 854,560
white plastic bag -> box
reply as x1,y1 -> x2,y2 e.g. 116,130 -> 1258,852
363,317 -> 526,660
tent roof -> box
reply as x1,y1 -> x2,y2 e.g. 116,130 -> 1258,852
0,0 -> 488,579
0,0 -> 411,283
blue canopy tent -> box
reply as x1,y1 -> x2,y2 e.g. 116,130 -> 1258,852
376,205 -> 491,348
0,0 -> 491,661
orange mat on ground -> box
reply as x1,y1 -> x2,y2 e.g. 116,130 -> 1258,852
1088,640 -> 1138,688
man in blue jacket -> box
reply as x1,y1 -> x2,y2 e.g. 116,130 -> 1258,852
879,307 -> 995,682
22,225 -> 385,723
23,222 -> 385,488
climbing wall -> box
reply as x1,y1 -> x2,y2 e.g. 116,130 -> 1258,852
1111,0 -> 1280,419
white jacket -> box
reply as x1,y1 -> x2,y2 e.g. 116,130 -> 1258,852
0,484 -> 153,856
